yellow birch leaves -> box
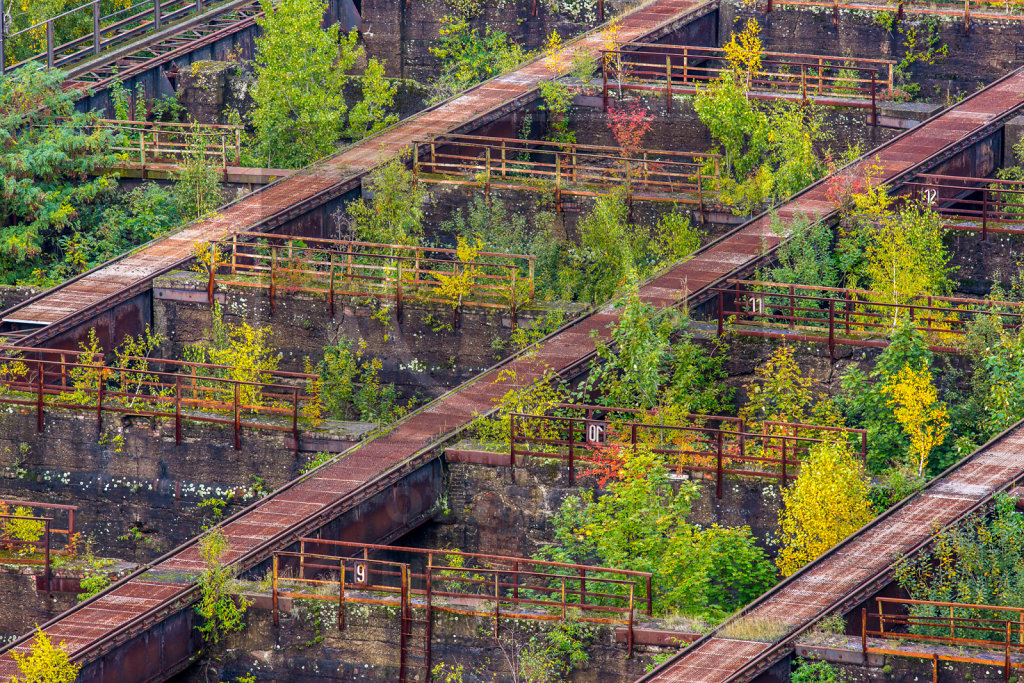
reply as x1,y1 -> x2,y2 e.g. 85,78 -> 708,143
882,363 -> 949,476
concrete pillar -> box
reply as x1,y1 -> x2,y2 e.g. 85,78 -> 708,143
1004,115 -> 1024,168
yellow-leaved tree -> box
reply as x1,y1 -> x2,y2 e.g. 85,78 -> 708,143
776,440 -> 874,577
722,18 -> 763,88
882,363 -> 949,476
10,627 -> 80,683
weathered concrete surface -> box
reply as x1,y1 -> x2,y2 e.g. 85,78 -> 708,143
0,287 -> 40,316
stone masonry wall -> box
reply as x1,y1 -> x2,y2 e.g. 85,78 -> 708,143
181,596 -> 663,682
0,409 -> 339,562
153,270 -> 572,400
724,2 -> 1024,102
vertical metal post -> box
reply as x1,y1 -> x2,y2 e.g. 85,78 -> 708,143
338,558 -> 345,631
510,267 -> 517,331
412,142 -> 419,184
174,376 -> 181,445
47,21 -> 54,68
36,359 -> 44,432
646,576 -> 652,616
800,63 -> 807,103
299,539 -> 306,580
871,71 -> 877,126
292,388 -> 299,457
396,259 -> 403,324
598,0 -> 604,21
509,416 -> 516,482
665,56 -> 672,111
1006,620 -> 1011,682
493,572 -> 499,638
561,577 -> 567,620
96,364 -> 104,440
579,568 -> 586,607
328,252 -> 336,318
512,561 -> 519,601
568,421 -> 575,484
828,299 -> 835,362
627,585 -> 634,658
231,234 -> 237,275
400,564 -> 408,682
233,382 -> 240,450
272,555 -> 279,626
716,430 -> 723,499
154,0 -> 162,29
270,246 -> 277,314
861,608 -> 867,662
602,53 -> 608,109
93,0 -> 101,54
964,0 -> 970,35
44,520 -> 51,594
717,290 -> 724,336
983,191 -> 989,241
781,438 -> 787,487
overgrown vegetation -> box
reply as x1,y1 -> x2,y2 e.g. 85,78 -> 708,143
195,529 -> 251,650
8,627 -> 81,683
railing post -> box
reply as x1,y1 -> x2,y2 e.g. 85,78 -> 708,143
231,233 -> 237,275
270,246 -> 277,314
510,267 -> 517,331
174,375 -> 181,445
717,290 -> 724,336
716,430 -> 723,499
568,418 -> 575,485
93,0 -> 101,55
44,519 -> 51,594
292,387 -> 299,457
964,0 -> 970,35
665,56 -> 672,111
800,63 -> 807,103
400,564 -> 408,682
828,298 -> 835,362
579,567 -> 586,606
983,190 -> 989,241
509,416 -> 516,483
329,251 -> 336,319
412,142 -> 419,185
493,571 -> 500,639
338,558 -> 345,631
96,365 -> 104,440
861,608 -> 867,662
154,0 -> 162,29
602,52 -> 608,109
36,359 -> 44,432
627,585 -> 635,658
396,259 -> 404,324
871,71 -> 877,126
46,20 -> 54,68
781,438 -> 787,487
272,555 -> 279,626
1006,620 -> 1011,682
233,382 -> 241,450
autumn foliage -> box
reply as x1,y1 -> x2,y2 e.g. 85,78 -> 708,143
606,101 -> 655,157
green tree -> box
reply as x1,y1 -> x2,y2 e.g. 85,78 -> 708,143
837,320 -> 937,473
346,159 -> 427,245
776,441 -> 874,576
0,65 -> 121,283
9,627 -> 80,683
345,59 -> 400,141
251,0 -> 361,167
172,124 -> 223,220
195,529 -> 251,648
544,447 -> 774,617
428,14 -> 530,104
863,203 -> 951,318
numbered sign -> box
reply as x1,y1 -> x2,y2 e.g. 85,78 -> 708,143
747,296 -> 764,315
353,561 -> 368,586
924,187 -> 938,205
585,420 -> 607,446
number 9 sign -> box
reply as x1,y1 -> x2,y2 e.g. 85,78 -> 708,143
354,561 -> 367,586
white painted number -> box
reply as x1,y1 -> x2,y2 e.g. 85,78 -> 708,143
586,421 -> 606,445
925,188 -> 938,205
355,562 -> 367,585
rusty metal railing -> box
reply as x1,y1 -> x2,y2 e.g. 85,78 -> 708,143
907,173 -> 1024,240
509,403 -> 866,496
601,44 -> 894,119
271,539 -> 653,664
766,0 -> 1024,35
0,0 -> 225,73
862,598 -> 1024,680
96,118 -> 243,170
412,133 -> 722,212
0,501 -> 76,592
210,232 -> 535,328
714,279 -> 1024,357
0,345 -> 319,454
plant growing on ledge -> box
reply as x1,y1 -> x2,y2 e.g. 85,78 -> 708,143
346,158 -> 427,246
9,627 -> 80,683
882,363 -> 949,477
304,337 -> 406,425
539,79 -> 576,144
429,14 -> 530,104
606,100 -> 654,158
776,440 -> 873,577
195,529 -> 251,650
